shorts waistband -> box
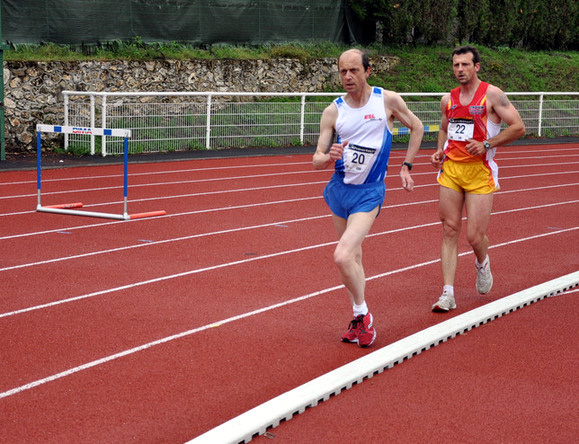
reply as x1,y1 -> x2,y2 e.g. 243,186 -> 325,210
331,173 -> 384,189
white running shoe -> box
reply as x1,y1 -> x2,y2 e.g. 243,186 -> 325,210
432,291 -> 456,312
476,256 -> 493,294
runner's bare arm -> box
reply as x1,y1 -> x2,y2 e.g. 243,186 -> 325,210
485,85 -> 526,148
313,104 -> 342,169
387,92 -> 424,191
464,86 -> 525,155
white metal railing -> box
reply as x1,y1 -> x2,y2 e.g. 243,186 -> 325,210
62,91 -> 578,156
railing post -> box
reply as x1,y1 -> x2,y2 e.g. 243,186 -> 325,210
300,94 -> 306,145
101,94 -> 107,156
64,93 -> 69,151
538,93 -> 544,137
206,94 -> 212,149
90,94 -> 96,155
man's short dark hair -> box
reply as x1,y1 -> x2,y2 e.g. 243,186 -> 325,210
452,45 -> 481,65
339,49 -> 371,72
360,50 -> 370,71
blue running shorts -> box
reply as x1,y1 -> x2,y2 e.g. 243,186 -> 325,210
323,174 -> 385,219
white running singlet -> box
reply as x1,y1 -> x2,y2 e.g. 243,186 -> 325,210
333,87 -> 393,185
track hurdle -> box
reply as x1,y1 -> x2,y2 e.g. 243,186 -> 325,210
36,124 -> 166,220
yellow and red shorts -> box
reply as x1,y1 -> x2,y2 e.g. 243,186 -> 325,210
437,158 -> 499,194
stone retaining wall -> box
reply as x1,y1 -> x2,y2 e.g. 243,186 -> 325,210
3,56 -> 398,152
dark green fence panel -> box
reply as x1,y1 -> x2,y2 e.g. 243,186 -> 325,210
2,0 -> 370,45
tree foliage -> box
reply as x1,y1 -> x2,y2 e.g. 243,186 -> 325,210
348,0 -> 578,50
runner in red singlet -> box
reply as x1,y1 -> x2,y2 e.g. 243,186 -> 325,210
430,45 -> 525,312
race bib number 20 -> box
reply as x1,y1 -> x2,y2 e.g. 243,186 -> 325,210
448,118 -> 474,141
343,144 -> 377,173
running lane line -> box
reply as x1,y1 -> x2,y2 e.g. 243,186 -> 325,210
0,227 -> 577,400
1,177 -> 577,236
1,198 -> 576,272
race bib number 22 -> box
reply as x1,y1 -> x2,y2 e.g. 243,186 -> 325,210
448,118 -> 474,141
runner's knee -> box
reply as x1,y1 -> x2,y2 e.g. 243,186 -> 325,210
441,219 -> 461,239
333,244 -> 360,270
467,231 -> 486,250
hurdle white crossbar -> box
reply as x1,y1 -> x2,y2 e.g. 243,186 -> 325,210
36,124 -> 131,138
36,124 -> 166,220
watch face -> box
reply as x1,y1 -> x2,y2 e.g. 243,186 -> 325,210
484,141 -> 491,150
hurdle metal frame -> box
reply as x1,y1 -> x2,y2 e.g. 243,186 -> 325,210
36,124 -> 166,220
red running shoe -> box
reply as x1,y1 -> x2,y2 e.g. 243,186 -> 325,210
341,313 -> 376,347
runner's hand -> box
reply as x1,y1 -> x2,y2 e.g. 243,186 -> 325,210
431,150 -> 443,169
465,139 -> 485,156
329,140 -> 348,162
400,169 -> 414,192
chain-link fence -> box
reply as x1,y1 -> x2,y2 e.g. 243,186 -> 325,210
62,91 -> 578,156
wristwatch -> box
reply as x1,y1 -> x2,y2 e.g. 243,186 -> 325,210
483,140 -> 491,150
402,161 -> 413,170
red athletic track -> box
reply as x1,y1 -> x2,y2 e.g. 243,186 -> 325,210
0,143 -> 577,443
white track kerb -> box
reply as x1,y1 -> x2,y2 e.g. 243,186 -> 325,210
35,124 -> 165,220
188,272 -> 579,444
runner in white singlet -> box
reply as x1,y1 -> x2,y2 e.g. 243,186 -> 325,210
333,87 -> 392,185
313,49 -> 424,348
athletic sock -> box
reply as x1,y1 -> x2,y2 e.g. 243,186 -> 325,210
353,301 -> 368,317
476,256 -> 489,269
443,285 -> 454,296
